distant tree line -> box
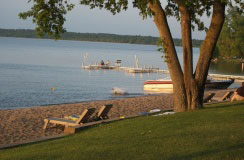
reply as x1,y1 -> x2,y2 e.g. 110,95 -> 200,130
0,28 -> 203,48
213,7 -> 244,61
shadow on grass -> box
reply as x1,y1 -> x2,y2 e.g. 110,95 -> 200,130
168,143 -> 244,160
0,134 -> 66,150
203,101 -> 244,110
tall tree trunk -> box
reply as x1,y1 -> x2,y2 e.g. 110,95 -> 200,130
148,1 -> 187,112
195,0 -> 226,104
148,0 -> 225,112
179,5 -> 201,110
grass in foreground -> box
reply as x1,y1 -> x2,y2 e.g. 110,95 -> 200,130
0,102 -> 244,160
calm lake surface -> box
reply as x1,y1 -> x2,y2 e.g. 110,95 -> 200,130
0,37 -> 242,109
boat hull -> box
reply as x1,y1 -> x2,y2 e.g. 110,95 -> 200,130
144,80 -> 173,89
143,79 -> 234,91
205,79 -> 234,89
144,83 -> 173,89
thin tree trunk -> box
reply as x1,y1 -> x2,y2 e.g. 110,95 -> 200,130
148,1 -> 187,112
179,5 -> 201,110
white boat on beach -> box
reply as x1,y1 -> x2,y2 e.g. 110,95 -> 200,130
143,79 -> 173,90
143,78 -> 234,92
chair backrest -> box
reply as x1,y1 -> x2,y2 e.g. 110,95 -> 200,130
76,108 -> 96,124
97,104 -> 113,120
203,93 -> 216,103
220,91 -> 234,101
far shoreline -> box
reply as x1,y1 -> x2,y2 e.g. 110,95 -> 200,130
0,28 -> 203,48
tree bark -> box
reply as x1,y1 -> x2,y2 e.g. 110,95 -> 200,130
195,0 -> 225,104
148,0 -> 225,112
148,1 -> 187,112
179,5 -> 201,110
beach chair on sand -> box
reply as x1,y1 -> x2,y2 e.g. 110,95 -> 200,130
218,91 -> 234,101
203,93 -> 216,103
43,108 -> 95,130
95,104 -> 113,120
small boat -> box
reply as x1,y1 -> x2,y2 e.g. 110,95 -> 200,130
143,78 -> 234,91
143,79 -> 173,90
205,78 -> 234,89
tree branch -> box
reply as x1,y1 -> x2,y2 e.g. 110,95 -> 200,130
179,5 -> 193,78
195,0 -> 225,87
148,0 -> 187,112
179,4 -> 195,109
148,0 -> 183,83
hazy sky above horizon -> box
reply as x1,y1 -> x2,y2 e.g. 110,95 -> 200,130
0,0 -> 211,40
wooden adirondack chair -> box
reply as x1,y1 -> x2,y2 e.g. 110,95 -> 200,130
96,104 -> 113,120
43,108 -> 95,130
203,93 -> 216,103
218,91 -> 234,101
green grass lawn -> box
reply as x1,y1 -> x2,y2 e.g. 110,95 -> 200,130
1,101 -> 244,160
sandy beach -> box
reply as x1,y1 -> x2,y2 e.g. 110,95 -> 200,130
0,89 -> 235,147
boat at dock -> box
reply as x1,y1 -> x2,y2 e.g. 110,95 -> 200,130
143,78 -> 235,91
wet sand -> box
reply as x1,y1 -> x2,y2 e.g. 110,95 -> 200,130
0,89 -> 235,147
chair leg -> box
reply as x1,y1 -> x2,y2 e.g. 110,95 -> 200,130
43,119 -> 49,130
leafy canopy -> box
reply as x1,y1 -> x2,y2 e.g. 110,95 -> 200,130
19,0 -> 244,39
214,6 -> 244,59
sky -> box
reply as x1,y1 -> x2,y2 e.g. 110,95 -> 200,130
0,0 -> 211,39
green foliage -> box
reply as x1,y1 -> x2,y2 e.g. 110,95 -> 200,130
80,0 -> 128,15
0,28 -> 203,47
19,0 -> 243,40
214,7 -> 244,59
157,38 -> 170,62
164,0 -> 214,31
19,0 -> 74,39
1,102 -> 244,159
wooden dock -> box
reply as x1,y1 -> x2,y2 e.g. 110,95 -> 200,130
82,64 -> 116,70
82,64 -> 169,74
81,64 -> 244,80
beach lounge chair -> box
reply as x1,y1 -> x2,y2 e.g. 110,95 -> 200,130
218,91 -> 234,101
95,104 -> 113,120
203,93 -> 215,103
63,104 -> 113,134
43,108 -> 96,130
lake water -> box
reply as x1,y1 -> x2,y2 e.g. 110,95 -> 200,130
0,37 -> 241,109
